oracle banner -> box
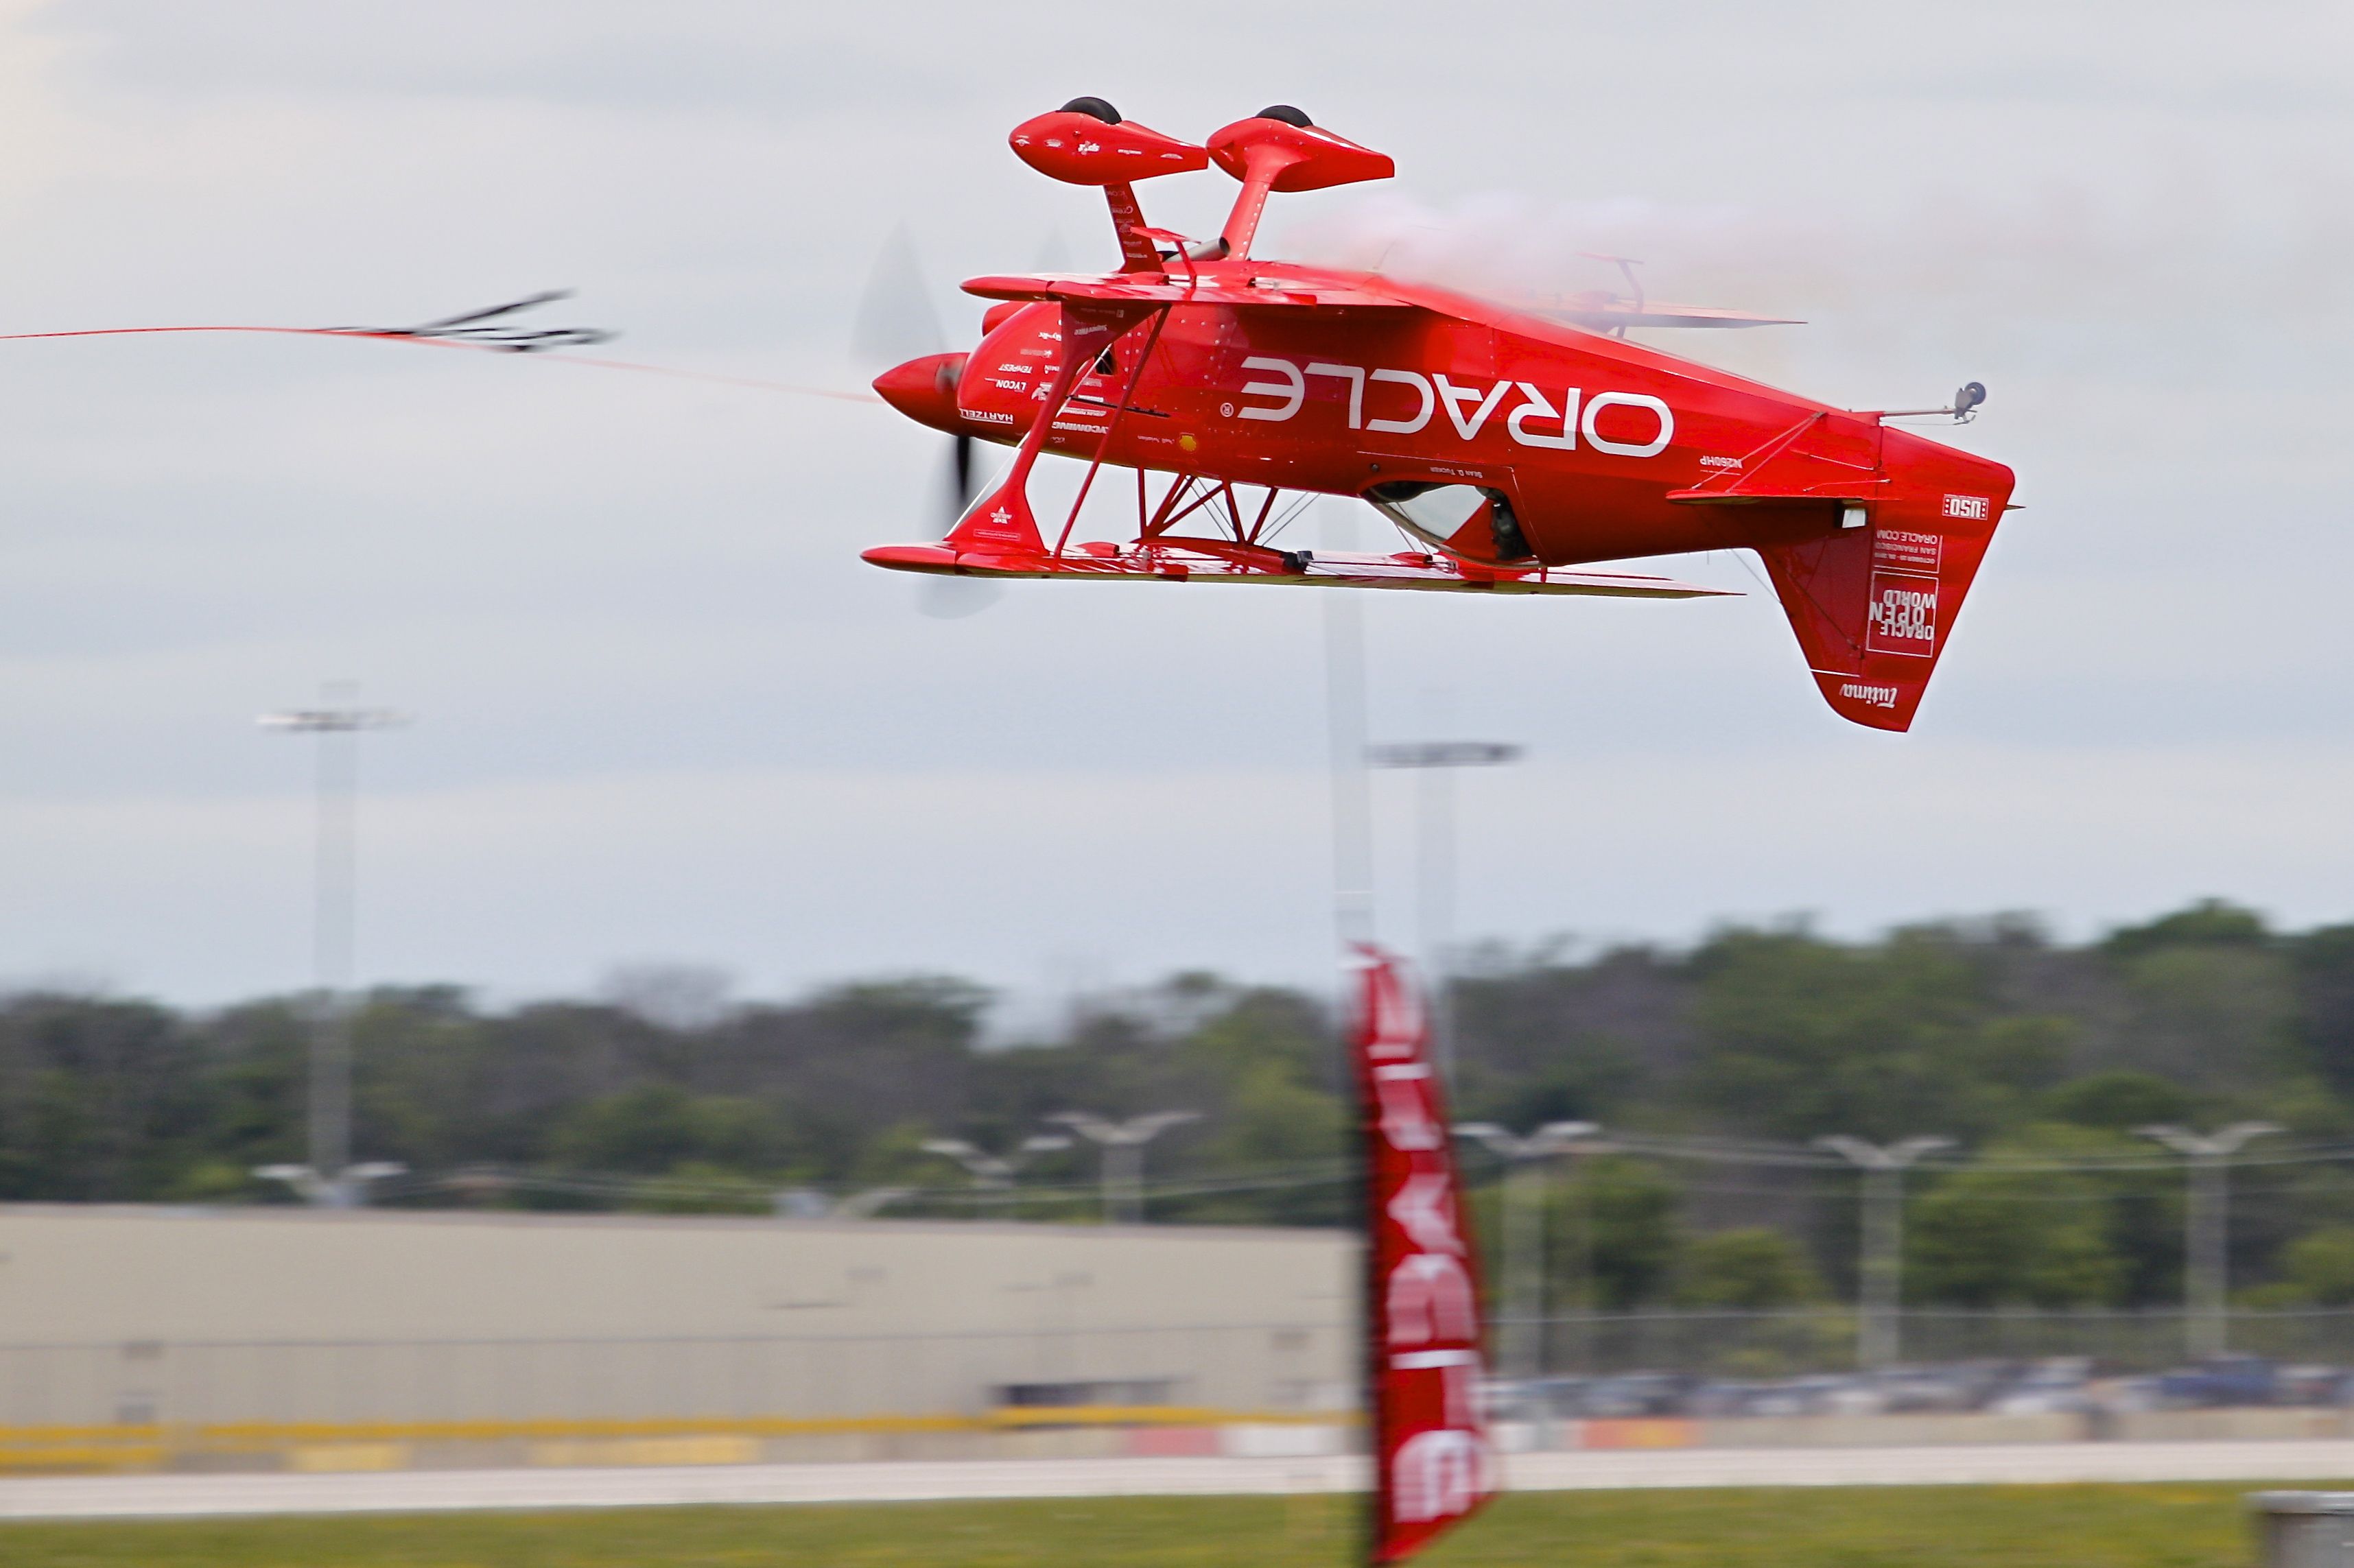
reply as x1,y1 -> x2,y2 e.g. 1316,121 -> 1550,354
1351,945 -> 1495,1563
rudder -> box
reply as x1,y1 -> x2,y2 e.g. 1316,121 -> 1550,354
1755,435 -> 2014,732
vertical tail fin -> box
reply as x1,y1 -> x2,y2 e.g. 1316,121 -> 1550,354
1755,430 -> 2015,732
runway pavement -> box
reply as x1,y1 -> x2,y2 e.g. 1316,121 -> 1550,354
3,1442 -> 2353,1521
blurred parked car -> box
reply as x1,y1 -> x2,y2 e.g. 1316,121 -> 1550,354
1577,1372 -> 1700,1418
1874,1362 -> 2007,1412
1990,1357 -> 2093,1415
2154,1354 -> 2276,1407
2273,1364 -> 2354,1407
1482,1376 -> 1573,1420
1505,1355 -> 2330,1421
1685,1379 -> 1762,1418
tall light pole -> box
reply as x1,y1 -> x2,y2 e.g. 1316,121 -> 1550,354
1366,740 -> 1521,1082
1452,1120 -> 1602,1379
1048,1111 -> 1199,1224
2138,1121 -> 2281,1360
1815,1135 -> 1953,1371
919,1135 -> 1074,1217
1323,590 -> 1376,949
257,689 -> 405,1208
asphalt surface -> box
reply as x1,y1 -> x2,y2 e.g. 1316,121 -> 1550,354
4,1442 -> 2353,1521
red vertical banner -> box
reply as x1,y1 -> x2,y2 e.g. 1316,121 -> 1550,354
1351,945 -> 1495,1564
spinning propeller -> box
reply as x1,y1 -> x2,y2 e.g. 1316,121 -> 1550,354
854,228 -> 1000,617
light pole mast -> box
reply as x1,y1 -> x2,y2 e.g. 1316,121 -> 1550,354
2137,1121 -> 2281,1360
257,688 -> 406,1208
1815,1135 -> 1952,1371
1324,593 -> 1377,950
1452,1120 -> 1603,1380
1048,1111 -> 1200,1224
1365,741 -> 1521,1082
918,1134 -> 1074,1217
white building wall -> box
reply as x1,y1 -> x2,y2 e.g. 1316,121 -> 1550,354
0,1207 -> 1358,1427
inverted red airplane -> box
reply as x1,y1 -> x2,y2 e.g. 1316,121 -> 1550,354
864,99 -> 2016,732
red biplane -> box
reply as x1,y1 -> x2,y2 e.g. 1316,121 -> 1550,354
863,99 -> 2016,732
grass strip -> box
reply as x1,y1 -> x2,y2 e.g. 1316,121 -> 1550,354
0,1479 -> 2297,1567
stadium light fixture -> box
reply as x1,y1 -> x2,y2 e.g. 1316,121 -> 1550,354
1452,1121 -> 1603,1380
1048,1111 -> 1200,1224
259,686 -> 408,1207
2137,1121 -> 2282,1359
919,1135 -> 1074,1217
1367,739 -> 1522,1082
1813,1135 -> 1954,1372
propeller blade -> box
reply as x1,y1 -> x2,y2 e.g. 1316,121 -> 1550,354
863,230 -> 1002,617
948,431 -> 974,528
918,575 -> 1006,619
915,436 -> 1004,616
854,226 -> 948,369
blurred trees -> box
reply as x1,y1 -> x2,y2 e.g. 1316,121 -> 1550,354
2252,1226 -> 2354,1306
1905,1132 -> 2131,1307
12,898 -> 2354,1306
1676,1228 -> 1827,1309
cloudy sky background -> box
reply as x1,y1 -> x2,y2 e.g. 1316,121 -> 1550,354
0,1 -> 2348,1010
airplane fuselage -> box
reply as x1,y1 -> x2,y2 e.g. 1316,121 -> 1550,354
882,261 -> 2011,572
871,257 -> 2016,731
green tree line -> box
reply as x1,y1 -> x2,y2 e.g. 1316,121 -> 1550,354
10,899 -> 2354,1310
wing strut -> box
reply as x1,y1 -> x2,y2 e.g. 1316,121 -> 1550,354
1051,305 -> 1174,556
942,294 -> 1162,559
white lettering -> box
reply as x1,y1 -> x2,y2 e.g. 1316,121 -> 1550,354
1433,374 -> 1511,440
1374,1063 -> 1444,1152
1237,357 -> 1304,421
1387,1172 -> 1464,1256
1869,585 -> 1938,645
1943,493 -> 1989,520
1367,368 -> 1436,434
1581,391 -> 1674,458
1506,384 -> 1577,450
1363,964 -> 1426,1058
1306,362 -> 1367,429
1387,1254 -> 1477,1345
1393,1429 -> 1487,1523
1219,359 -> 1671,458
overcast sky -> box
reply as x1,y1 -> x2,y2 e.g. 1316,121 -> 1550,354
0,1 -> 2348,1010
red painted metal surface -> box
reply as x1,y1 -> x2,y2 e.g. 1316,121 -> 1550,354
1350,946 -> 1494,1564
864,108 -> 2017,733
1006,110 -> 1206,187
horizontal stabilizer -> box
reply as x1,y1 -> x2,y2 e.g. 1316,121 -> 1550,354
1668,410 -> 1887,504
863,539 -> 1730,598
964,272 -> 1409,311
1547,299 -> 1802,331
